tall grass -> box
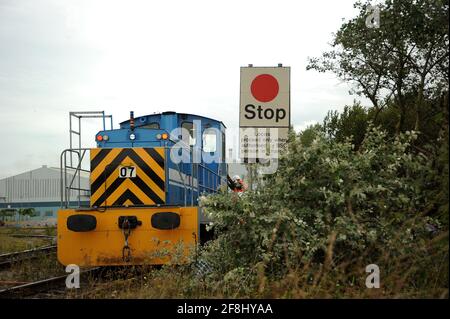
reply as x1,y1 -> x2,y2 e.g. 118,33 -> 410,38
72,230 -> 447,299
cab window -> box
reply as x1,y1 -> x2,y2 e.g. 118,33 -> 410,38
202,128 -> 217,153
181,122 -> 196,146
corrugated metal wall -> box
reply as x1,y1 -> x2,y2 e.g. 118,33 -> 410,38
0,166 -> 89,203
3,178 -> 60,200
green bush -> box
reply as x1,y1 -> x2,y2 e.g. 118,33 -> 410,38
198,125 -> 447,296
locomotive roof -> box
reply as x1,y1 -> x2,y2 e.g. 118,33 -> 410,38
120,111 -> 226,128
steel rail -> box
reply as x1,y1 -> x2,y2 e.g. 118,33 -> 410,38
0,245 -> 57,271
0,267 -> 101,299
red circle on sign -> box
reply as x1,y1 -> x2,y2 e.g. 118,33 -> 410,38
250,74 -> 279,102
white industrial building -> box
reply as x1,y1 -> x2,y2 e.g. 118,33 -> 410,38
0,165 -> 89,223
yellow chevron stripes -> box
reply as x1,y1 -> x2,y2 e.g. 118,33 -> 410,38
138,148 -> 165,177
89,147 -> 166,207
103,178 -> 157,207
155,147 -> 164,158
90,148 -> 122,182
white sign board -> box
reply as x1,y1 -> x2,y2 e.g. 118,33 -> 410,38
239,66 -> 290,161
239,127 -> 289,160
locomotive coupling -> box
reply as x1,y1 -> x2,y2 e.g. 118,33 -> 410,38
118,216 -> 142,229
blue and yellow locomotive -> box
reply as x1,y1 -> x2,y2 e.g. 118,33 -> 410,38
57,111 -> 227,266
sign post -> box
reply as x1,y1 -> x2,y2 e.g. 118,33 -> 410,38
239,65 -> 290,163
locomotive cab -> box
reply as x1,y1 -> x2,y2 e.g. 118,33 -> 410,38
57,111 -> 227,266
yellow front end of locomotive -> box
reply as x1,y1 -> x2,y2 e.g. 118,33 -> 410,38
57,207 -> 199,266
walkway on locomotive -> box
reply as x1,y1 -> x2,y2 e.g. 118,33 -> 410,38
93,111 -> 227,209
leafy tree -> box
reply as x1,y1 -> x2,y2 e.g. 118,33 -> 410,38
298,123 -> 323,147
322,102 -> 370,148
307,0 -> 449,132
308,0 -> 449,225
18,208 -> 36,221
0,209 -> 16,222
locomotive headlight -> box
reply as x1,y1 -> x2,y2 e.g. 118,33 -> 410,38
129,133 -> 136,140
102,135 -> 109,141
156,134 -> 162,140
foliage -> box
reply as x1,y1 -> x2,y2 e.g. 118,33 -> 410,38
18,208 -> 36,218
307,0 -> 449,132
322,102 -> 370,148
308,0 -> 449,227
0,209 -> 16,221
198,126 -> 446,297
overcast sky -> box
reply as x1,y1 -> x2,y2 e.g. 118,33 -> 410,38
0,0 -> 369,179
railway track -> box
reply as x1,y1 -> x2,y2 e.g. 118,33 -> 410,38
0,267 -> 102,299
0,245 -> 57,271
11,234 -> 56,239
0,246 -> 144,298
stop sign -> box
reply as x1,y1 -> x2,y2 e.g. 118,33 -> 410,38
239,65 -> 291,161
239,66 -> 290,127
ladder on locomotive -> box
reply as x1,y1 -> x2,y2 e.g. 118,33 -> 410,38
60,111 -> 113,208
